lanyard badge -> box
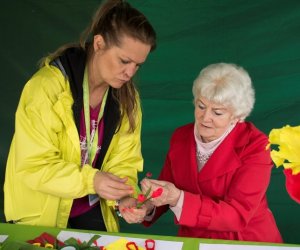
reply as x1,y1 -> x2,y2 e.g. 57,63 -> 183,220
82,67 -> 108,206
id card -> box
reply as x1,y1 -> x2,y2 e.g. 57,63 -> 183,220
88,194 -> 99,206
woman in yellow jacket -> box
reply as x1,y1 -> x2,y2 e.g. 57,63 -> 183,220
4,0 -> 156,232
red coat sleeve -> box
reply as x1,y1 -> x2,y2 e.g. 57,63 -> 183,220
180,160 -> 272,231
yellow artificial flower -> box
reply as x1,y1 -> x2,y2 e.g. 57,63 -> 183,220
268,125 -> 300,175
104,238 -> 145,250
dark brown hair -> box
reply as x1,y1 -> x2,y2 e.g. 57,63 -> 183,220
44,0 -> 156,132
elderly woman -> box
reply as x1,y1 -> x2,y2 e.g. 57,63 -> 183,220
140,63 -> 282,243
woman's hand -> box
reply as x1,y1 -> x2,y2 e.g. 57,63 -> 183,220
93,171 -> 133,200
140,178 -> 181,207
118,197 -> 149,224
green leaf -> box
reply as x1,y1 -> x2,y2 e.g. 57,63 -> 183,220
134,184 -> 141,198
64,237 -> 80,246
86,235 -> 101,247
1,240 -> 46,250
144,186 -> 152,198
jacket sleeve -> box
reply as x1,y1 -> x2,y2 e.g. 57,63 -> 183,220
179,133 -> 274,231
13,66 -> 98,199
101,95 -> 143,197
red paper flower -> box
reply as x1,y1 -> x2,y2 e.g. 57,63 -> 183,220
27,232 -> 65,248
151,187 -> 163,198
137,194 -> 146,203
134,172 -> 163,208
136,187 -> 163,208
146,172 -> 153,178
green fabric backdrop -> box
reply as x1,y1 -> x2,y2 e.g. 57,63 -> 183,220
1,0 -> 300,244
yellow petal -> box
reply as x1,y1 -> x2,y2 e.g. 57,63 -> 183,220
269,125 -> 300,175
283,163 -> 300,175
104,238 -> 145,250
270,150 -> 284,167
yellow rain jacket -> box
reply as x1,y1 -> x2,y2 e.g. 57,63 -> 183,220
4,48 -> 143,232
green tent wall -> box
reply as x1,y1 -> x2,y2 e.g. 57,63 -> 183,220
1,0 -> 300,243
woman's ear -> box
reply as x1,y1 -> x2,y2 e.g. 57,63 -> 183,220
93,34 -> 105,52
231,116 -> 239,125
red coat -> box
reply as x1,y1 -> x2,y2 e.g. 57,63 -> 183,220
146,122 -> 282,243
284,169 -> 300,203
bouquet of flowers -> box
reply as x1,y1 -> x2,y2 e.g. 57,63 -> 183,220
268,125 -> 300,175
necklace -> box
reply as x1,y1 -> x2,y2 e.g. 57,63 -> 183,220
196,148 -> 212,166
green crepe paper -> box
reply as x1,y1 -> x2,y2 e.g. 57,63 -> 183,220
62,234 -> 101,249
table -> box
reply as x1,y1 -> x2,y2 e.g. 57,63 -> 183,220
0,223 -> 299,250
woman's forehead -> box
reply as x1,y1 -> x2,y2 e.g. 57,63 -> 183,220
197,97 -> 228,109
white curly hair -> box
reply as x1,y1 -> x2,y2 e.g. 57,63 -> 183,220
192,63 -> 255,121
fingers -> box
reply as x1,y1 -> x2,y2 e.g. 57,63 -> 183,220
140,178 -> 169,207
140,178 -> 164,192
119,196 -> 136,208
140,179 -> 151,193
149,197 -> 163,207
147,179 -> 168,186
107,178 -> 132,192
107,173 -> 128,183
121,207 -> 146,224
149,183 -> 181,207
94,172 -> 133,200
98,188 -> 132,200
140,179 -> 168,191
118,197 -> 147,224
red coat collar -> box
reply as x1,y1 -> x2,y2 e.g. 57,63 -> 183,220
171,122 -> 252,182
